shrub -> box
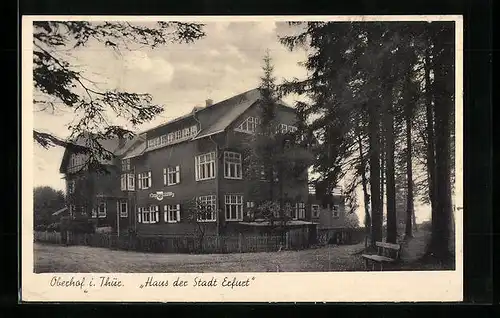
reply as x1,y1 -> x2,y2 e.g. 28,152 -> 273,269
68,219 -> 95,234
35,224 -> 47,231
46,222 -> 61,232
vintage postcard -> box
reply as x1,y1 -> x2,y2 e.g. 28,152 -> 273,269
21,15 -> 463,302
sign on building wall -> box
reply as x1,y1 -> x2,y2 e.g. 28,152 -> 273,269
149,191 -> 175,201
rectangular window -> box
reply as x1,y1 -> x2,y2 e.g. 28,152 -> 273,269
138,171 -> 152,189
195,152 -> 216,181
80,206 -> 86,216
121,159 -> 130,171
147,137 -> 160,149
119,201 -> 128,218
98,202 -> 107,218
197,195 -> 216,222
190,125 -> 198,136
120,174 -> 127,191
91,208 -> 97,218
138,206 -> 159,224
175,130 -> 182,140
294,202 -> 306,220
332,204 -> 340,218
164,204 -> 181,223
280,123 -> 288,134
246,201 -> 255,208
127,173 -> 135,190
164,166 -> 181,185
160,134 -> 168,145
224,151 -> 242,179
225,194 -> 243,221
167,133 -> 174,143
312,204 -> 320,218
68,180 -> 75,194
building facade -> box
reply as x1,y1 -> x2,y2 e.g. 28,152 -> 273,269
60,89 -> 338,237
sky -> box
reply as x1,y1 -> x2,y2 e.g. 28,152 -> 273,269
32,20 -> 433,224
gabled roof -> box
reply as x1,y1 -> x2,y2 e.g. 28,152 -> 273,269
59,132 -> 143,173
193,88 -> 262,140
121,88 -> 295,158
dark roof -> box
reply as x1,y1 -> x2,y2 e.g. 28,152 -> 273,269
194,88 -> 262,139
59,132 -> 143,173
121,88 -> 294,158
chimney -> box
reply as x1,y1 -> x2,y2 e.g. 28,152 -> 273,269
205,99 -> 213,107
118,135 -> 126,148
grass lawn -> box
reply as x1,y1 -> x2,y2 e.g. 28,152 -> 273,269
33,229 -> 455,273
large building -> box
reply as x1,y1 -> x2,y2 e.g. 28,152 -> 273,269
59,88 -> 342,237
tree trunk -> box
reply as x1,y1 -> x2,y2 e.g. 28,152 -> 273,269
405,98 -> 414,239
384,86 -> 397,244
404,66 -> 415,239
368,103 -> 382,246
427,25 -> 454,261
380,134 -> 385,219
424,46 -> 438,232
357,132 -> 371,246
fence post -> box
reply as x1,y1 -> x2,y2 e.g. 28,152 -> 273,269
238,233 -> 242,253
285,232 -> 289,249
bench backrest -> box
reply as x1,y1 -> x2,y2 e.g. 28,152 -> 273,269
375,241 -> 401,259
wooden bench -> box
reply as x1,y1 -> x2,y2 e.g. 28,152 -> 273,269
361,241 -> 402,270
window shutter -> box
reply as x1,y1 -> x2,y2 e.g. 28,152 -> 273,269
163,168 -> 167,185
155,205 -> 159,223
164,206 -> 168,222
137,174 -> 141,189
148,171 -> 152,188
176,166 -> 181,183
176,204 -> 181,222
138,208 -> 142,223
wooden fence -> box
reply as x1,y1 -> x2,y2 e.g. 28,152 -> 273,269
34,227 -> 364,254
33,231 -> 302,254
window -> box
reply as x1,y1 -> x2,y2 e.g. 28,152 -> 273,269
80,206 -> 86,216
288,126 -> 298,133
312,204 -> 320,218
119,201 -> 128,218
91,208 -> 97,218
332,205 -> 340,218
167,133 -> 174,143
280,124 -> 288,134
175,130 -> 182,140
127,173 -> 135,190
224,194 -> 243,221
122,159 -> 130,171
120,174 -> 127,191
69,204 -> 75,218
195,152 -> 216,181
98,202 -> 107,218
68,180 -> 75,194
246,201 -> 255,208
138,171 -> 152,189
224,151 -> 242,179
293,202 -> 305,220
160,135 -> 168,145
235,116 -> 260,133
164,204 -> 180,223
137,206 -> 159,224
197,195 -> 216,222
190,125 -> 198,135
147,137 -> 160,149
164,166 -> 181,185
